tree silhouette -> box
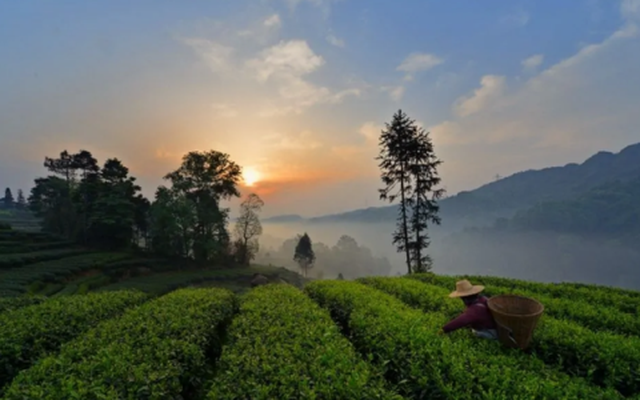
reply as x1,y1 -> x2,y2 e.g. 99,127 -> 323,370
234,193 -> 264,265
3,188 -> 14,208
407,124 -> 444,272
377,110 -> 415,274
293,233 -> 315,277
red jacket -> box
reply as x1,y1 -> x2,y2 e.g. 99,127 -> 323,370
443,296 -> 497,333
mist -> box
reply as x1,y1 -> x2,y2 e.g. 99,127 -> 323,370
259,220 -> 640,290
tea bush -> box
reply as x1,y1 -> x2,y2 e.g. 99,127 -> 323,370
3,288 -> 236,399
0,290 -> 148,391
305,280 -> 622,399
207,284 -> 400,399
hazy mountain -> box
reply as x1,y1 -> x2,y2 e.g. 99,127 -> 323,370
270,142 -> 640,226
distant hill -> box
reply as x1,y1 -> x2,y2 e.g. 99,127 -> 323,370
269,142 -> 640,226
262,214 -> 305,223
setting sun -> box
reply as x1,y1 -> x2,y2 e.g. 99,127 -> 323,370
243,167 -> 261,186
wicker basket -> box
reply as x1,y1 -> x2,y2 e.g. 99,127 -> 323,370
487,294 -> 544,350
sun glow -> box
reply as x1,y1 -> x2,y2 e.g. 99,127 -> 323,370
243,167 -> 261,186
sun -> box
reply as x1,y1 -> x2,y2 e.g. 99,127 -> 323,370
243,167 -> 261,187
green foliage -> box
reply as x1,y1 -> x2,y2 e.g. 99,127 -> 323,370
0,252 -> 132,296
0,296 -> 45,314
4,288 -> 236,399
207,284 -> 399,399
408,274 -> 640,396
154,150 -> 242,262
0,248 -> 89,270
305,280 -> 621,399
0,290 -> 148,391
411,273 -> 640,337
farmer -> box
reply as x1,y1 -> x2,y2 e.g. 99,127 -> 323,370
438,279 -> 498,340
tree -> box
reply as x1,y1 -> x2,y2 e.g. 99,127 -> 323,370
233,193 -> 264,265
337,272 -> 344,280
162,150 -> 242,262
377,110 -> 416,274
16,189 -> 26,209
294,233 -> 315,277
407,125 -> 444,273
3,188 -> 14,208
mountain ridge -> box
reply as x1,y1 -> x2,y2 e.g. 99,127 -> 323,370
263,142 -> 640,225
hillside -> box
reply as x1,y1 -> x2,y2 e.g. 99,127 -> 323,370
275,142 -> 640,225
0,225 -> 305,298
509,176 -> 640,242
0,275 -> 638,398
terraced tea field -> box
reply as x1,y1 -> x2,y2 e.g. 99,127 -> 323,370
1,274 -> 638,399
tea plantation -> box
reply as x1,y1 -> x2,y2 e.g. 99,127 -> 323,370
1,228 -> 639,398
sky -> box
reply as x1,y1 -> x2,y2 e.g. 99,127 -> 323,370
1,0 -> 639,218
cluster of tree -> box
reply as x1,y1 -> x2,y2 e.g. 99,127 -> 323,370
377,110 -> 444,274
27,149 -> 265,265
1,188 -> 27,210
255,234 -> 392,279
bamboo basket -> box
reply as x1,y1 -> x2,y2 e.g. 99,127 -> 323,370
487,294 -> 544,350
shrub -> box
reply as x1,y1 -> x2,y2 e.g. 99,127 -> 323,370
305,280 -> 622,399
0,296 -> 45,314
206,284 -> 399,399
3,288 -> 236,399
0,290 -> 148,391
406,275 -> 640,396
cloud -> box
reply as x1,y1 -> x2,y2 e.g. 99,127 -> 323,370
183,38 -> 234,72
246,40 -> 360,115
380,85 -> 405,101
264,14 -> 282,28
211,103 -> 238,118
326,33 -> 345,48
521,54 -> 544,73
621,0 -> 640,20
428,19 -> 640,191
397,52 -> 443,74
358,121 -> 382,144
453,75 -> 506,117
247,40 -> 324,82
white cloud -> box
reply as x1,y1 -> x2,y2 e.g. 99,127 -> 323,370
211,103 -> 238,118
247,40 -> 325,82
429,20 -> 640,176
183,38 -> 234,72
264,14 -> 282,28
521,54 -> 544,73
246,40 -> 360,116
397,52 -> 443,73
453,75 -> 506,117
326,34 -> 345,48
359,121 -> 381,144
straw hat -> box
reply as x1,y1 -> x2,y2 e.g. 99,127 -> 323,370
448,279 -> 485,298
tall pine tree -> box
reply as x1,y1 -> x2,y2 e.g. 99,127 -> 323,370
407,126 -> 445,272
377,110 -> 444,274
377,110 -> 415,274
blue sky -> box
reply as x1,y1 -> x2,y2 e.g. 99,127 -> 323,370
1,0 -> 639,217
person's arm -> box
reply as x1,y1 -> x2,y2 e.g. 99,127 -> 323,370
442,307 -> 481,333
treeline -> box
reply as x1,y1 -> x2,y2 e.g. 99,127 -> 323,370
256,234 -> 392,279
26,149 -> 264,265
0,188 -> 27,210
